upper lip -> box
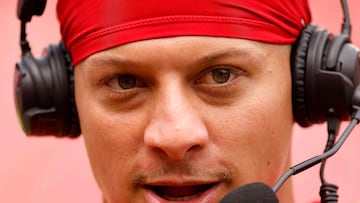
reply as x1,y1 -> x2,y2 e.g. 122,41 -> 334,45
142,176 -> 220,186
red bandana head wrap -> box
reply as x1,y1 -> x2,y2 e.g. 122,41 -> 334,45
57,0 -> 311,65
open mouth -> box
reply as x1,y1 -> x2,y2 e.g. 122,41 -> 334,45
145,183 -> 218,201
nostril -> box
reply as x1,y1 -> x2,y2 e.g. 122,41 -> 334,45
188,144 -> 201,153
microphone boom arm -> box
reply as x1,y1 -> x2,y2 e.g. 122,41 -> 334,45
272,110 -> 360,193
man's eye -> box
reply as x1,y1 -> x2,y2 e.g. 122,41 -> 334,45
196,66 -> 241,85
211,68 -> 231,83
106,74 -> 146,90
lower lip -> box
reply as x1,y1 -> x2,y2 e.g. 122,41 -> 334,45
144,183 -> 221,203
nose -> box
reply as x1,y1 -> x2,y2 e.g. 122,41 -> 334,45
144,85 -> 209,160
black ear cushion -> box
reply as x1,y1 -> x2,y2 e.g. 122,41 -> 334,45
58,42 -> 81,137
60,42 -> 81,137
291,25 -> 316,127
47,42 -> 81,137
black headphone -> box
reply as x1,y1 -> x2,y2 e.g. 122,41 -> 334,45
14,0 -> 360,137
15,0 -> 80,137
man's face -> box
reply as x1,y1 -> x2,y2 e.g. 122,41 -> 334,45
75,36 -> 293,203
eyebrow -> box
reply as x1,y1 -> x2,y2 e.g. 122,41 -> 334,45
194,47 -> 257,66
86,54 -> 140,69
84,46 -> 262,70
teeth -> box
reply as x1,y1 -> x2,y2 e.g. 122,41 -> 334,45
163,192 -> 201,201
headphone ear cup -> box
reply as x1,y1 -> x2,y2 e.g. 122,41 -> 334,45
292,24 -> 360,127
14,42 -> 80,137
291,25 -> 316,127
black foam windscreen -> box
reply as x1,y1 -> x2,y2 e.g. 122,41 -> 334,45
219,182 -> 279,203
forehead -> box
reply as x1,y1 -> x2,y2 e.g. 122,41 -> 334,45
76,37 -> 292,84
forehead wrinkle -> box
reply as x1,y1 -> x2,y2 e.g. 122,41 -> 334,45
82,51 -> 140,71
194,45 -> 266,68
197,48 -> 250,64
79,39 -> 268,72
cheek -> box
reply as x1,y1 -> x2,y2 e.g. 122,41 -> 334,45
75,82 -> 146,200
74,68 -> 144,167
207,75 -> 293,184
79,107 -> 148,201
80,112 -> 141,167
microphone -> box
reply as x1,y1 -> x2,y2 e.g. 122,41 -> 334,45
219,182 -> 279,203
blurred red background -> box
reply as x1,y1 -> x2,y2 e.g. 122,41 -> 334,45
1,0 -> 359,202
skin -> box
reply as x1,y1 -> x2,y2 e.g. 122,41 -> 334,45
75,36 -> 294,203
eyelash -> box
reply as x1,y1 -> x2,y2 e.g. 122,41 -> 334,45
99,65 -> 245,100
99,74 -> 147,101
195,65 -> 246,86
